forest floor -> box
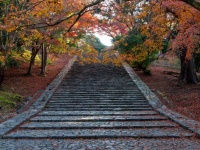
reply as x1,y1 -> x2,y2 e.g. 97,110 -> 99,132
135,65 -> 200,122
0,54 -> 70,123
1,55 -> 200,123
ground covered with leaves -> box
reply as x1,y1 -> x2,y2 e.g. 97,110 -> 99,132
0,54 -> 70,123
135,65 -> 200,122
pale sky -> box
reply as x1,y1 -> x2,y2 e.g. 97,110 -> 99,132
94,33 -> 113,47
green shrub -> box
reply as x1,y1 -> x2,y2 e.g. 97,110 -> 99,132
114,28 -> 158,75
6,54 -> 20,68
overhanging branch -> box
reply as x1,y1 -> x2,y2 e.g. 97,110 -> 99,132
181,0 -> 200,11
36,0 -> 105,28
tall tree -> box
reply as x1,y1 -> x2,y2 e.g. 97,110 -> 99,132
163,1 -> 200,83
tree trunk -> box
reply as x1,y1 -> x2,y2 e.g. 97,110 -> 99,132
44,46 -> 48,70
39,43 -> 48,76
26,45 -> 40,76
0,66 -> 5,88
179,50 -> 199,84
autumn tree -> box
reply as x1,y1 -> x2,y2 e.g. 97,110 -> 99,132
99,0 -> 200,83
0,0 -> 28,85
162,1 -> 200,83
0,0 -> 106,82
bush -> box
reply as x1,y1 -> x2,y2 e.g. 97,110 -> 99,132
114,28 -> 158,75
6,54 -> 19,68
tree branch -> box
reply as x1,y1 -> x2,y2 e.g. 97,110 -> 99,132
181,0 -> 200,11
36,0 -> 105,28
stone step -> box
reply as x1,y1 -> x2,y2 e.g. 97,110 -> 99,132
58,87 -> 139,90
56,89 -> 139,92
55,89 -> 139,92
20,121 -> 178,129
52,94 -> 143,97
59,84 -> 136,86
60,82 -> 135,84
49,99 -> 146,101
43,108 -> 153,111
61,80 -> 134,82
50,98 -> 145,100
53,90 -> 140,94
45,104 -> 150,108
38,110 -> 158,116
48,100 -> 149,106
53,94 -> 141,96
48,100 -> 149,105
48,101 -> 147,104
47,102 -> 149,105
51,96 -> 144,98
30,115 -> 167,122
60,84 -> 136,86
50,98 -> 146,101
5,128 -> 193,139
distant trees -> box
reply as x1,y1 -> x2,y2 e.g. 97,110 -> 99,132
84,35 -> 107,52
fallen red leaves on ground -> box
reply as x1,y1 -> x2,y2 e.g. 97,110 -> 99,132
135,66 -> 200,122
0,54 -> 70,122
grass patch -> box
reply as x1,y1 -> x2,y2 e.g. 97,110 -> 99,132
0,91 -> 22,110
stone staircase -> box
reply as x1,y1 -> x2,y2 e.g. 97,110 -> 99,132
4,63 -> 194,139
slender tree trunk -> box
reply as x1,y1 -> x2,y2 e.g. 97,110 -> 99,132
0,66 -> 5,88
27,44 -> 40,76
179,50 -> 199,84
39,43 -> 48,76
44,46 -> 48,69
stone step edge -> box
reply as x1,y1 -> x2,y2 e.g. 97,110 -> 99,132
48,99 -> 147,101
47,102 -> 149,104
122,61 -> 200,137
0,56 -> 77,139
45,106 -> 151,108
38,110 -> 158,116
4,134 -> 193,140
37,114 -> 158,116
30,119 -> 167,122
20,126 -> 177,130
43,109 -> 154,111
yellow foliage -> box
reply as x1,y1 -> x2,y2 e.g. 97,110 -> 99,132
101,50 -> 123,66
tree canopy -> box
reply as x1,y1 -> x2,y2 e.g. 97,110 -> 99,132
0,0 -> 199,84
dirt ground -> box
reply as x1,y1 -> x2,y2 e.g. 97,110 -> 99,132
0,54 -> 70,122
135,65 -> 200,122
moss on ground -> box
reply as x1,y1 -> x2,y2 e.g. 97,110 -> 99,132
0,91 -> 22,110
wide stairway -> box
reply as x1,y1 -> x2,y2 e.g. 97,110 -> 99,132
4,63 -> 194,139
